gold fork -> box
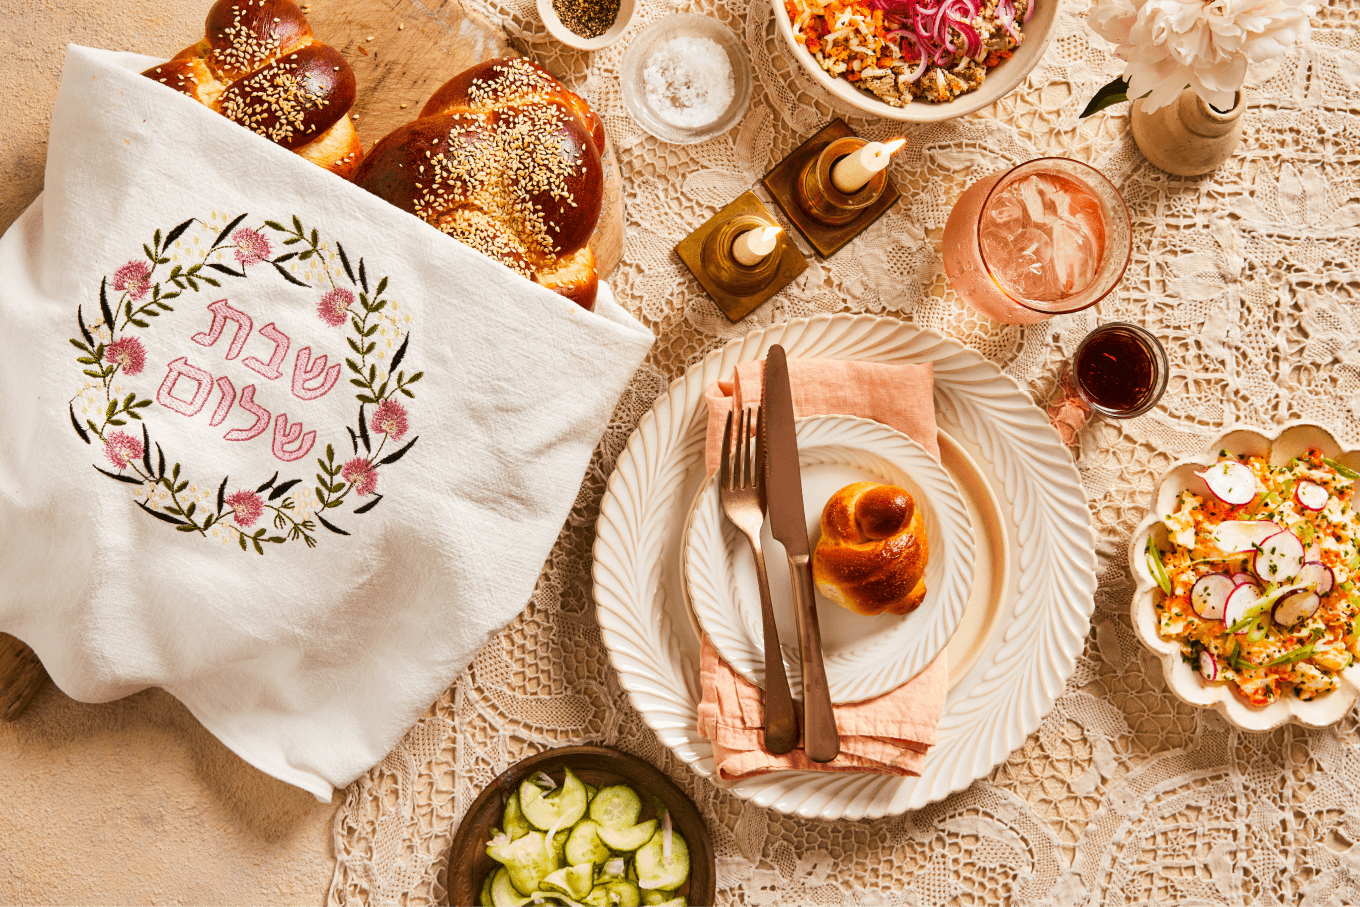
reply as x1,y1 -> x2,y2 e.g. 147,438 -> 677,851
719,407 -> 797,755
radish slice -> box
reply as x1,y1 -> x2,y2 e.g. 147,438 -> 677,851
1224,584 -> 1262,633
1273,590 -> 1321,628
1213,520 -> 1282,554
1296,480 -> 1329,511
1196,461 -> 1258,505
1190,574 -> 1234,620
1254,530 -> 1305,583
1231,572 -> 1257,586
1296,561 -> 1335,596
1199,651 -> 1220,681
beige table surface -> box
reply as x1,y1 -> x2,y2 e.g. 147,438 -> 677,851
0,2 -> 337,903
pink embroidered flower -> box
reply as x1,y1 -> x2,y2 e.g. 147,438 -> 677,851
370,399 -> 409,441
225,490 -> 265,527
113,260 -> 153,301
104,431 -> 143,470
318,288 -> 355,327
341,457 -> 379,496
104,336 -> 147,376
232,227 -> 272,267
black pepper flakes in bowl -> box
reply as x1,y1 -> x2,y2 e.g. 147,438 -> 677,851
538,0 -> 636,50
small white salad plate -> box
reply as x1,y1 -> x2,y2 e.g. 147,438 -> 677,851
1129,421 -> 1360,732
684,414 -> 974,703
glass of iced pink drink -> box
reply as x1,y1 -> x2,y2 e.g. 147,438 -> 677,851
942,158 -> 1131,324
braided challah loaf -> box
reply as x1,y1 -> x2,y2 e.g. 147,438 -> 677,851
352,58 -> 605,310
143,0 -> 362,178
812,482 -> 930,617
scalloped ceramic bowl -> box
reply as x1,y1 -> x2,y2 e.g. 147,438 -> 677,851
1129,422 -> 1360,731
771,0 -> 1061,122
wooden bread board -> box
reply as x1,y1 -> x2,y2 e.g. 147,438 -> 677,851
0,0 -> 626,722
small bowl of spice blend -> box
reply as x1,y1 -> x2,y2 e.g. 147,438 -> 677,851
619,14 -> 753,144
538,0 -> 636,51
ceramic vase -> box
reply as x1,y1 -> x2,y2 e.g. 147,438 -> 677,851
1130,87 -> 1246,177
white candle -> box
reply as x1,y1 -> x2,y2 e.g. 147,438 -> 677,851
731,226 -> 781,266
831,137 -> 906,193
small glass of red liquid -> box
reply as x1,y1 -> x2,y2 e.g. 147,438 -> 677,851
1071,322 -> 1168,418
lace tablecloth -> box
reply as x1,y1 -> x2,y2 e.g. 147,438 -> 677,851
329,0 -> 1360,902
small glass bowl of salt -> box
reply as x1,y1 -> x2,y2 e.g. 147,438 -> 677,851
619,14 -> 752,144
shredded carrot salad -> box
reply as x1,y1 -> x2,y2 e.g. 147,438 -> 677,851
786,0 -> 1029,104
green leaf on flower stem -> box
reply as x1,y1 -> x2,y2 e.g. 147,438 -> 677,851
70,405 -> 90,444
163,218 -> 194,251
239,533 -> 248,551
1081,76 -> 1131,117
264,220 -> 285,232
214,212 -> 249,249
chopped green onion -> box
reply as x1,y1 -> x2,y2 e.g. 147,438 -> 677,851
1248,621 -> 1269,642
1266,644 -> 1317,667
1227,599 -> 1276,633
1297,522 -> 1315,546
1325,458 -> 1360,481
1146,538 -> 1172,595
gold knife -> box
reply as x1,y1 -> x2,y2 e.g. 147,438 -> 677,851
762,344 -> 839,763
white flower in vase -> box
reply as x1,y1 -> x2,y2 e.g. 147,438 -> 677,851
1085,0 -> 1318,113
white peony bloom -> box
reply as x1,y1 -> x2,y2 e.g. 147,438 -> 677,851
1088,0 -> 1318,112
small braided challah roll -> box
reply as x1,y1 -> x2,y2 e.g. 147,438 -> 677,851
812,481 -> 930,617
352,57 -> 605,310
143,0 -> 363,179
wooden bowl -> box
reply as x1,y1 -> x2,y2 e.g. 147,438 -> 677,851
446,745 -> 715,906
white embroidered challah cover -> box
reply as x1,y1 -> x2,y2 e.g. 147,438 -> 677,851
0,45 -> 654,800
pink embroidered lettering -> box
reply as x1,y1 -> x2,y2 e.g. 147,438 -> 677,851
191,299 -> 253,360
271,413 -> 316,462
156,357 -> 214,416
243,323 -> 290,381
291,347 -> 341,401
209,376 -> 236,427
224,384 -> 271,441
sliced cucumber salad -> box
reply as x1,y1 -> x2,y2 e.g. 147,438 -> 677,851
480,768 -> 691,907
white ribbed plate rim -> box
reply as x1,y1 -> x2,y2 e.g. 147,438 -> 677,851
685,414 -> 974,702
592,315 -> 1097,819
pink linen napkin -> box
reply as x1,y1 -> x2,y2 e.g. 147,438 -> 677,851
696,358 -> 948,780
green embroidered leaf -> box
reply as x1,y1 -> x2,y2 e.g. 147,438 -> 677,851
127,410 -> 142,421
69,404 -> 90,444
217,476 -> 228,513
174,481 -> 188,494
407,371 -> 423,384
357,394 -> 376,405
374,276 -> 388,297
78,305 -> 95,346
185,502 -> 196,518
172,463 -> 181,481
400,387 -> 414,398
268,536 -> 285,544
176,524 -> 198,533
203,514 -> 215,529
82,369 -> 101,379
157,444 -> 166,478
310,228 -> 318,247
163,218 -> 195,251
130,319 -> 149,328
354,494 -> 382,514
106,400 -> 118,420
185,277 -> 199,292
143,243 -> 156,262
326,443 -> 335,462
362,342 -> 375,355
256,471 -> 279,493
370,299 -> 386,314
358,258 -> 369,294
141,425 -> 152,475
337,243 -> 356,284
269,478 -> 301,500
264,220 -> 285,231
390,334 -> 409,372
349,378 -> 368,389
93,464 -> 144,485
133,399 -> 151,408
358,405 -> 371,452
77,356 -> 97,364
214,212 -> 250,249
99,278 -> 114,332
207,262 -> 245,277
272,261 -> 308,287
292,214 -> 304,235
107,418 -> 126,426
375,381 -> 388,400
153,228 -> 163,252
283,236 -> 300,246
239,532 -> 248,551
363,324 -> 379,337
317,513 -> 350,536
299,249 -> 314,261
274,252 -> 298,263
347,337 -> 363,355
377,436 -> 417,467
347,426 -> 359,454
200,276 -> 220,288
346,358 -> 362,375
139,500 -> 186,526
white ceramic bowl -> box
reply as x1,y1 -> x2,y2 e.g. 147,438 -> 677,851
1129,422 -> 1360,731
618,14 -> 753,144
772,0 -> 1061,122
538,0 -> 637,51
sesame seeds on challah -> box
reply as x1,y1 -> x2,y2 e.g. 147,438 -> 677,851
143,0 -> 363,179
353,58 -> 605,310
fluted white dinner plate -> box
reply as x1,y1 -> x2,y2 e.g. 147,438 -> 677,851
592,315 -> 1096,819
685,415 -> 974,703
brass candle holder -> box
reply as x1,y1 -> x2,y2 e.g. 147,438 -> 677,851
762,119 -> 901,258
676,191 -> 808,323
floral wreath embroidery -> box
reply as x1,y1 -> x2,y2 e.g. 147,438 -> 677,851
68,213 -> 422,553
